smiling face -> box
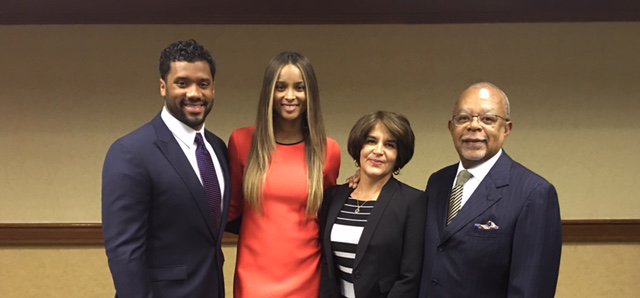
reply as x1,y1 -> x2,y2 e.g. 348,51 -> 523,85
449,85 -> 511,168
272,64 -> 307,126
160,60 -> 215,130
359,122 -> 398,180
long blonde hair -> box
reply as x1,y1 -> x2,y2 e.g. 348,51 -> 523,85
243,52 -> 327,215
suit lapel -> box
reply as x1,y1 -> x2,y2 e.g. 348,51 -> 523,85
324,186 -> 350,247
353,178 -> 399,270
323,185 -> 351,280
151,115 -> 217,240
442,179 -> 502,242
441,154 -> 511,244
435,166 -> 457,244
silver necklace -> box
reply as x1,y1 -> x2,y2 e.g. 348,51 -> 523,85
354,199 -> 369,214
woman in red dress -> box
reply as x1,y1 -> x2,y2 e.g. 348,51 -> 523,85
227,52 -> 341,297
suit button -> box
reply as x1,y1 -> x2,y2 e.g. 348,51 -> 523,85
437,247 -> 444,252
431,279 -> 439,286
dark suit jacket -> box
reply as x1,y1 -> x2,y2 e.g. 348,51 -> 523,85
102,114 -> 231,298
419,152 -> 562,298
320,178 -> 427,298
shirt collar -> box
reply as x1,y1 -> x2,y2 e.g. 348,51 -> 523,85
160,105 -> 206,149
456,149 -> 503,182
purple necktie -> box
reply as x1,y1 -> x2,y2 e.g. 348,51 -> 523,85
194,133 -> 222,231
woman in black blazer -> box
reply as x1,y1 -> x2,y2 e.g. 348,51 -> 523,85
319,111 -> 426,298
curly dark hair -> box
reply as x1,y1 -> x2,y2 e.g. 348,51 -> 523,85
159,39 -> 216,80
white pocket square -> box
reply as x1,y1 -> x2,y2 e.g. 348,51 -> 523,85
474,220 -> 499,230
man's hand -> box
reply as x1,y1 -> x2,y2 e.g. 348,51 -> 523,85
346,170 -> 360,189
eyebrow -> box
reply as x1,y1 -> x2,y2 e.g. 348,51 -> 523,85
366,135 -> 396,142
276,80 -> 305,84
173,76 -> 211,81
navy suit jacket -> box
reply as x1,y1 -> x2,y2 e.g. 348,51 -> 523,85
320,178 -> 427,298
102,114 -> 231,298
419,152 -> 561,298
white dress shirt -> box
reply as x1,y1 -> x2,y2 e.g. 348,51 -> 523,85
161,106 -> 225,206
453,149 -> 503,208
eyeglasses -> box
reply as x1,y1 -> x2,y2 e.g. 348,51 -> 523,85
451,113 -> 510,126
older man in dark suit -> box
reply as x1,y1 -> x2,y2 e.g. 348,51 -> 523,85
419,82 -> 562,298
102,39 -> 230,298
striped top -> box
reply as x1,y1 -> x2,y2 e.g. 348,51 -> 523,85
330,197 -> 377,298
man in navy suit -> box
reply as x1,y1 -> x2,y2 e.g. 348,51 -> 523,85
419,82 -> 562,297
102,39 -> 230,297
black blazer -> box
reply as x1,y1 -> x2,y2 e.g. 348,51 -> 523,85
319,177 -> 427,298
418,152 -> 562,298
102,114 -> 231,298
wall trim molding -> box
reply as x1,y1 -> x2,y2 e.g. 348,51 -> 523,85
0,223 -> 237,246
0,220 -> 638,246
561,219 -> 640,242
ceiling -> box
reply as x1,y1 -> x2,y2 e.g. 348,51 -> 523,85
3,0 -> 640,24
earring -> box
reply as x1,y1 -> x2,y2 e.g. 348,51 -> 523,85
354,160 -> 359,168
393,169 -> 400,175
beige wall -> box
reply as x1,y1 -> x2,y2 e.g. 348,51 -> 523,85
1,23 -> 639,221
0,245 -> 236,297
1,24 -> 639,296
1,244 -> 639,297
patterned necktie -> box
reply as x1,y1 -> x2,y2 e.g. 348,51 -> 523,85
195,133 -> 222,231
447,170 -> 473,225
